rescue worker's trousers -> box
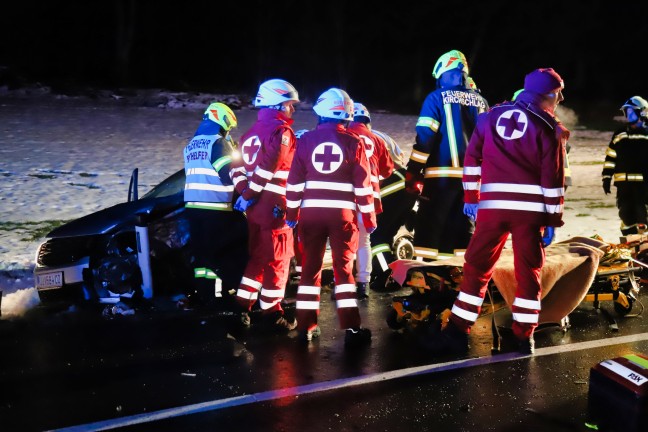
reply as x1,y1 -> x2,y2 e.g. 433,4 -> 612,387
616,182 -> 648,235
235,221 -> 293,315
449,219 -> 545,340
354,211 -> 372,284
414,179 -> 473,260
295,217 -> 361,332
185,207 -> 248,305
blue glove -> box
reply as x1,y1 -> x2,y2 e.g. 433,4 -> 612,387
234,195 -> 256,212
286,220 -> 298,229
366,226 -> 377,234
463,203 -> 478,222
541,226 -> 555,248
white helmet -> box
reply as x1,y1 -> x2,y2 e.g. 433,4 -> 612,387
254,78 -> 299,107
353,102 -> 371,122
313,88 -> 354,120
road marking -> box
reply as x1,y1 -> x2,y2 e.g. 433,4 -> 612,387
52,332 -> 648,431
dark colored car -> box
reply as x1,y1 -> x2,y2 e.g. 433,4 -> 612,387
34,169 -> 204,307
34,168 -> 414,309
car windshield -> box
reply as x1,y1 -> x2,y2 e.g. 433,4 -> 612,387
141,169 -> 185,199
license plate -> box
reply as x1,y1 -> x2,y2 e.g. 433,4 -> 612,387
36,271 -> 63,290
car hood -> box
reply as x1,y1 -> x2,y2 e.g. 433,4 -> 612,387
47,195 -> 183,238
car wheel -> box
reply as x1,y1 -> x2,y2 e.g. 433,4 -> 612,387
393,236 -> 414,260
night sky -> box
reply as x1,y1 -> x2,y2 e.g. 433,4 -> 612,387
1,1 -> 646,119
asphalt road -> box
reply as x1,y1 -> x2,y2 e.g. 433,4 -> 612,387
1,281 -> 648,432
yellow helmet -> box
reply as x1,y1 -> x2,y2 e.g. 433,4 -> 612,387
432,49 -> 469,79
203,102 -> 238,132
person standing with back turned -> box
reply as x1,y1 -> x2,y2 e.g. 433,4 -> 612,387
230,78 -> 299,333
405,49 -> 488,261
286,88 -> 376,349
421,68 -> 568,356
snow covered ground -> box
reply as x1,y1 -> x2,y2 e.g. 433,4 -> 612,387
0,87 -> 622,318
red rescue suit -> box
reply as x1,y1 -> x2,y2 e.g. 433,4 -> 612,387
347,122 -> 394,284
286,122 -> 376,331
451,91 -> 567,340
231,108 -> 296,315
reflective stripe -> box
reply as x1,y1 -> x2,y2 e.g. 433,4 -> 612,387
296,300 -> 320,310
545,204 -> 564,214
414,247 -> 438,259
354,186 -> 373,196
513,297 -> 541,310
457,291 -> 484,307
416,116 -> 440,132
409,149 -> 429,163
306,180 -> 353,192
463,166 -> 481,175
255,167 -> 274,180
380,180 -> 405,198
336,298 -> 358,308
241,277 -> 262,289
451,304 -> 478,322
236,289 -> 259,300
287,182 -> 305,192
444,103 -> 459,167
212,155 -> 232,172
298,285 -> 321,295
286,199 -> 302,208
358,203 -> 375,213
185,202 -> 232,211
463,181 -> 480,190
480,200 -> 551,212
614,173 -> 644,182
185,183 -> 234,192
335,283 -> 355,293
424,167 -> 463,178
187,168 -> 219,177
603,161 -> 615,169
377,253 -> 389,271
259,299 -> 282,310
371,243 -> 392,256
273,170 -> 289,179
260,288 -> 286,298
605,147 -> 616,157
512,312 -> 538,323
248,181 -> 264,192
302,199 -> 356,210
264,183 -> 286,195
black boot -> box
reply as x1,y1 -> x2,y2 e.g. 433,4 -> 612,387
419,321 -> 469,355
356,282 -> 369,300
518,335 -> 535,355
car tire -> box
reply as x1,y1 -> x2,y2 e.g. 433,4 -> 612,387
393,236 -> 415,260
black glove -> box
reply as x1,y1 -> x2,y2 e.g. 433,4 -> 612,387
602,178 -> 611,195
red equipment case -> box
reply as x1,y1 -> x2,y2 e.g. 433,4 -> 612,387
587,353 -> 648,431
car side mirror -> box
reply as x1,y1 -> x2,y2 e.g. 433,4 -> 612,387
128,168 -> 139,202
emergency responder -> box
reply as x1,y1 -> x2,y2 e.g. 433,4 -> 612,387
368,130 -> 417,291
406,49 -> 488,261
286,88 -> 376,348
182,102 -> 248,309
421,68 -> 568,356
514,89 -> 573,189
230,78 -> 299,333
602,96 -> 648,235
348,103 -> 394,299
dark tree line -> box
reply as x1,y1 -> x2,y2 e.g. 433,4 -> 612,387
1,1 -> 646,117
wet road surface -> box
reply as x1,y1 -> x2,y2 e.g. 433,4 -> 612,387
1,283 -> 647,432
